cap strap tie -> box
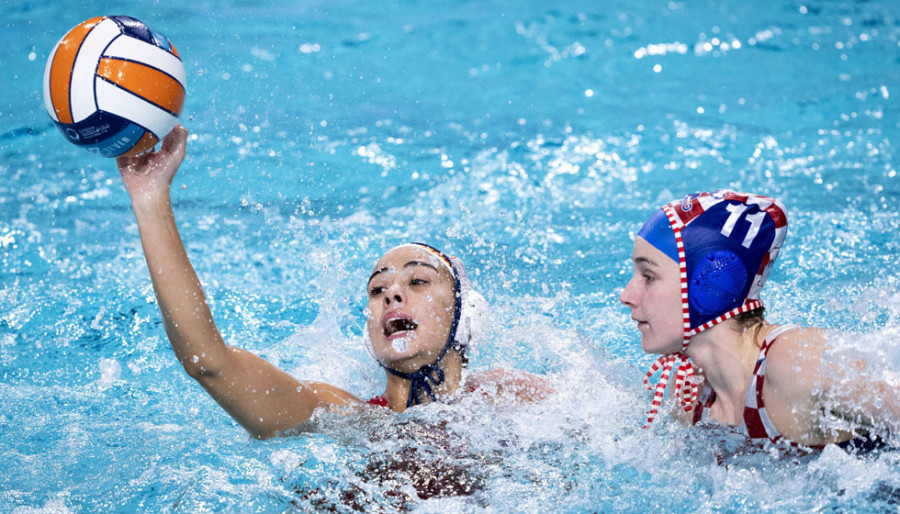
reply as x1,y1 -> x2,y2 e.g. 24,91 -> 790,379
385,358 -> 447,407
642,352 -> 698,428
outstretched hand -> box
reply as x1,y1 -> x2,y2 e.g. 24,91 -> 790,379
117,124 -> 188,199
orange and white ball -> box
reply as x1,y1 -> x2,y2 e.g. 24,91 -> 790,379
43,16 -> 186,158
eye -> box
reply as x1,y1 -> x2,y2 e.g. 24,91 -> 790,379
368,286 -> 385,297
410,278 -> 429,287
642,272 -> 655,284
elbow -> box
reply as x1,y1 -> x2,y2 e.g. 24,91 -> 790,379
180,355 -> 222,381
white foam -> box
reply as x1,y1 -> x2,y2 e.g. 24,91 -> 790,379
97,358 -> 121,390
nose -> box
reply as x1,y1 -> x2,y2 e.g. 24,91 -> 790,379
620,276 -> 637,307
383,284 -> 405,306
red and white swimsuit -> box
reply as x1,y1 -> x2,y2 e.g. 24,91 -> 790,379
693,324 -> 818,449
692,324 -> 881,452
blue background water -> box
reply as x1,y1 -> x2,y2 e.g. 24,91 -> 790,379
2,0 -> 899,511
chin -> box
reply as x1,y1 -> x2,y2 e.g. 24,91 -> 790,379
379,354 -> 426,374
641,338 -> 681,355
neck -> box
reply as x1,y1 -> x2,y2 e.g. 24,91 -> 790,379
382,349 -> 463,412
685,321 -> 764,422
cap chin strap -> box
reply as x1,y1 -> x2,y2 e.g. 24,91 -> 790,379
383,338 -> 453,407
643,353 -> 695,429
642,204 -> 763,428
642,299 -> 764,428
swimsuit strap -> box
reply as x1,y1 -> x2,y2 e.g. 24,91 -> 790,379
742,324 -> 799,442
366,395 -> 389,408
692,381 -> 715,425
758,323 -> 799,355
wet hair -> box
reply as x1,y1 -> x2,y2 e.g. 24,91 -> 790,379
458,350 -> 469,368
733,306 -> 766,327
731,306 -> 767,342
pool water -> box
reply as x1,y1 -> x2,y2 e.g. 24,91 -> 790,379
2,0 -> 899,511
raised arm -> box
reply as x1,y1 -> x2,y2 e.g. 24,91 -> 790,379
118,125 -> 360,438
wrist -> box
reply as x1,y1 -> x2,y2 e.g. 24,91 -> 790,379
129,188 -> 172,213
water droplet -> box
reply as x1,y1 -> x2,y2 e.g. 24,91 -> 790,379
392,338 -> 409,352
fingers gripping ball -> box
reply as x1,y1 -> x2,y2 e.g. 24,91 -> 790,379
43,16 -> 186,158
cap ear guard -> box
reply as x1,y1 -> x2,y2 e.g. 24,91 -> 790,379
449,256 -> 489,360
689,250 -> 748,317
454,288 -> 489,358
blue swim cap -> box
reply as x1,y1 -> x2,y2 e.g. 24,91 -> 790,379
637,208 -> 679,263
640,190 -> 788,341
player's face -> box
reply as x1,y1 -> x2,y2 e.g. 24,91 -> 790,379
366,246 -> 456,372
620,237 -> 684,354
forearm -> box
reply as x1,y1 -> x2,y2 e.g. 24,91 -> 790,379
195,347 -> 362,438
128,194 -> 361,437
130,191 -> 228,376
469,368 -> 553,402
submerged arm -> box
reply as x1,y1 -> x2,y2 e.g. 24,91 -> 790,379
118,126 -> 359,438
466,368 -> 554,403
820,346 -> 900,439
769,328 -> 899,444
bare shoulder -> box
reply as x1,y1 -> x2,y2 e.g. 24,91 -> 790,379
765,326 -> 828,363
763,326 -> 829,395
466,368 -> 553,403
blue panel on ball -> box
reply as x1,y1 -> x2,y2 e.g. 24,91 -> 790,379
56,111 -> 149,157
85,122 -> 148,158
56,110 -> 133,146
148,27 -> 174,52
108,15 -> 173,52
109,15 -> 154,45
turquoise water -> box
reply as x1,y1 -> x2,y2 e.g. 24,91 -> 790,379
2,0 -> 900,511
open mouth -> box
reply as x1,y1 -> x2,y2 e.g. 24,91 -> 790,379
384,316 -> 418,338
